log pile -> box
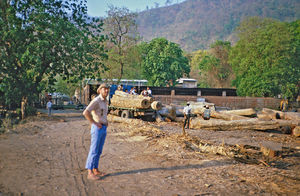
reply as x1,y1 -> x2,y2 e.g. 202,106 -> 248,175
154,101 -> 299,136
190,118 -> 298,131
111,90 -> 162,110
111,94 -> 150,109
189,107 -> 300,135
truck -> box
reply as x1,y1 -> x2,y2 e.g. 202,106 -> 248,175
108,105 -> 156,120
108,90 -> 161,120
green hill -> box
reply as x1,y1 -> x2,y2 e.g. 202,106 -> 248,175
137,0 -> 300,52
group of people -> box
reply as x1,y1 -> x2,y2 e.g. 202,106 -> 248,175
117,84 -> 152,97
183,102 -> 210,131
140,87 -> 152,97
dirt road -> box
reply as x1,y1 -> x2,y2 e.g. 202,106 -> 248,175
0,110 -> 299,195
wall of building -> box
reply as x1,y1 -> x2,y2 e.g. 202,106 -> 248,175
154,95 -> 281,110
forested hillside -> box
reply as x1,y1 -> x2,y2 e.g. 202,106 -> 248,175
137,0 -> 300,52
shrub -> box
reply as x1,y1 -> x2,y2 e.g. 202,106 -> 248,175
25,106 -> 37,116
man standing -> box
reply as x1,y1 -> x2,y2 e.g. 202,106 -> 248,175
183,102 -> 192,130
83,83 -> 110,180
46,99 -> 52,116
147,87 -> 152,97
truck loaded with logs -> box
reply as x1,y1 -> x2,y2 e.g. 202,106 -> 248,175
108,90 -> 162,120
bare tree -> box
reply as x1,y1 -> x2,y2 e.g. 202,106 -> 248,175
104,5 -> 139,82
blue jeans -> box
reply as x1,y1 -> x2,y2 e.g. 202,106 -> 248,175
85,124 -> 107,170
48,108 -> 52,116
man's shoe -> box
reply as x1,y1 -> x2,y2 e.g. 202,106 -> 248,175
93,169 -> 107,177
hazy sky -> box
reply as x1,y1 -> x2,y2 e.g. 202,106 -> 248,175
87,0 -> 186,17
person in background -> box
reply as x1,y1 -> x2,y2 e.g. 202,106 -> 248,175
203,105 -> 211,120
147,87 -> 152,97
46,99 -> 52,116
183,102 -> 192,129
83,83 -> 110,181
280,98 -> 289,112
130,87 -> 137,95
117,84 -> 124,91
141,89 -> 148,97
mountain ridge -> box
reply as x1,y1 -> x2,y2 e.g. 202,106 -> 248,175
137,0 -> 300,52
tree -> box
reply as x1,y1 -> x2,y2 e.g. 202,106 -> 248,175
198,40 -> 233,88
140,38 -> 190,87
186,50 -> 209,87
53,76 -> 80,99
229,17 -> 300,98
0,0 -> 106,116
103,5 -> 139,82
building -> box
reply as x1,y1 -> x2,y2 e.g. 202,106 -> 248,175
176,78 -> 197,88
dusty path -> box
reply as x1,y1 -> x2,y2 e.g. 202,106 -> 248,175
0,110 -> 299,196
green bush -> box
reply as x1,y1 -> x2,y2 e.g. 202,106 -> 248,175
16,108 -> 22,118
25,106 -> 37,116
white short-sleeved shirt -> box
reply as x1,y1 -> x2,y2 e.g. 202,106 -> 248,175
84,94 -> 108,125
183,105 -> 192,115
47,101 -> 52,108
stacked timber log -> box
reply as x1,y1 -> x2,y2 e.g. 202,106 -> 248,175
111,90 -> 150,109
151,101 -> 162,110
111,90 -> 162,110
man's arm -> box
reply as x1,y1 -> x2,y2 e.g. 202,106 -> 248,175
83,109 -> 102,128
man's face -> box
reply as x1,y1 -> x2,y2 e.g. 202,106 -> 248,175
100,87 -> 109,98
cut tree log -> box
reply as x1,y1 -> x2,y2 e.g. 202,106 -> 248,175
260,141 -> 282,158
155,112 -> 164,123
108,114 -> 146,126
190,118 -> 299,131
114,90 -> 132,97
158,105 -> 177,121
261,108 -> 300,121
110,95 -> 150,109
257,112 -> 273,121
151,101 -> 162,110
175,117 -> 184,123
175,106 -> 184,117
218,108 -> 257,116
142,96 -> 154,103
292,126 -> 300,137
190,102 -> 215,115
210,110 -> 250,121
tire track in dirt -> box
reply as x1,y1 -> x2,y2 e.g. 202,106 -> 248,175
81,128 -> 88,153
72,136 -> 88,196
59,121 -> 83,196
47,122 -> 72,196
79,123 -> 108,195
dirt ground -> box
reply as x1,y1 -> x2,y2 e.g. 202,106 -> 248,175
0,109 -> 299,196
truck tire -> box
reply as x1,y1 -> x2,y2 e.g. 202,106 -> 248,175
121,110 -> 131,118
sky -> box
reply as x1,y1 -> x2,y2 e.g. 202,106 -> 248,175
87,0 -> 186,17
